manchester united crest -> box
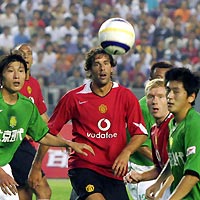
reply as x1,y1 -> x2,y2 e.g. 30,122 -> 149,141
99,104 -> 107,114
85,184 -> 94,193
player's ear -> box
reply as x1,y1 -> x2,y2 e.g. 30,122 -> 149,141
188,93 -> 195,104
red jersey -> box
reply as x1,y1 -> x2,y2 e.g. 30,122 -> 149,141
20,76 -> 47,115
150,113 -> 173,169
20,76 -> 47,147
48,81 -> 147,180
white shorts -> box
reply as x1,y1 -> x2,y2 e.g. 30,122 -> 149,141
127,162 -> 156,200
0,164 -> 19,200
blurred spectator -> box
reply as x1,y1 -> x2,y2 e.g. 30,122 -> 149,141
181,54 -> 193,71
66,67 -> 84,90
0,3 -> 18,28
131,72 -> 146,88
0,26 -> 14,53
45,17 -> 60,42
40,1 -> 53,26
181,38 -> 198,62
118,69 -> 132,88
61,34 -> 79,54
174,1 -> 191,22
78,4 -> 94,25
31,50 -> 50,85
152,16 -> 172,46
164,40 -> 181,61
20,0 -> 38,21
42,41 -> 57,75
11,14 -> 31,39
152,40 -> 165,61
13,25 -> 30,46
59,16 -> 78,43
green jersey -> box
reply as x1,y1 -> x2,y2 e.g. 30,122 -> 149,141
0,92 -> 49,166
168,108 -> 200,199
129,96 -> 155,166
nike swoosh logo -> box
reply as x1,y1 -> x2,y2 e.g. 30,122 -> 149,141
79,101 -> 88,104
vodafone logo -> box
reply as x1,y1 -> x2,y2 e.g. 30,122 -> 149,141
98,118 -> 111,131
87,118 -> 117,139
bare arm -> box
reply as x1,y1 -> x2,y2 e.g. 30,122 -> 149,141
112,134 -> 147,177
32,112 -> 50,168
137,146 -> 153,161
155,175 -> 174,200
168,175 -> 199,200
146,160 -> 171,199
124,166 -> 160,184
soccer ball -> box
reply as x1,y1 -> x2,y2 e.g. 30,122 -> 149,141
98,18 -> 135,55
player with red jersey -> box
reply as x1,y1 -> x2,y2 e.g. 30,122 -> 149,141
9,44 -> 51,200
31,46 -> 148,200
124,79 -> 174,199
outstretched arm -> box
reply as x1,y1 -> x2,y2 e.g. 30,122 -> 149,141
124,166 -> 161,184
146,160 -> 171,199
28,132 -> 95,188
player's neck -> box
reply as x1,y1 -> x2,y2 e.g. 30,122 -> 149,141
91,81 -> 113,97
174,105 -> 192,124
26,71 -> 30,80
1,88 -> 18,105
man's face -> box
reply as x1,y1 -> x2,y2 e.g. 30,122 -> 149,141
90,54 -> 113,87
2,61 -> 26,93
146,86 -> 168,124
166,81 -> 192,115
19,45 -> 33,70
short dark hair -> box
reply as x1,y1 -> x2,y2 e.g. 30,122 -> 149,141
150,61 -> 173,80
84,46 -> 117,72
165,67 -> 200,106
0,53 -> 28,75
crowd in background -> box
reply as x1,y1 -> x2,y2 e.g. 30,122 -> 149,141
0,0 -> 200,112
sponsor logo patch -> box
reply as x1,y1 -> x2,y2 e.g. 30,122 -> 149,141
186,146 -> 196,157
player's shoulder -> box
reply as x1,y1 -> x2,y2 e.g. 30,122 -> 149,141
186,108 -> 200,123
29,76 -> 40,85
18,92 -> 35,106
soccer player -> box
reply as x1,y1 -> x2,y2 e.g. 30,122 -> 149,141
146,67 -> 200,199
127,61 -> 173,199
9,43 -> 52,200
124,78 -> 174,199
29,46 -> 148,200
0,53 -> 94,200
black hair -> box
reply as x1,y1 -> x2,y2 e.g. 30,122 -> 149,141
165,67 -> 200,106
150,61 -> 173,80
84,46 -> 117,72
0,53 -> 28,75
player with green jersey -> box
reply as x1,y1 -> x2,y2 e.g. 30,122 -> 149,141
146,67 -> 200,199
166,68 -> 200,199
0,92 -> 48,166
0,53 -> 94,200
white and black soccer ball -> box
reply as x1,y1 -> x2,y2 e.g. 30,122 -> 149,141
98,18 -> 135,55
